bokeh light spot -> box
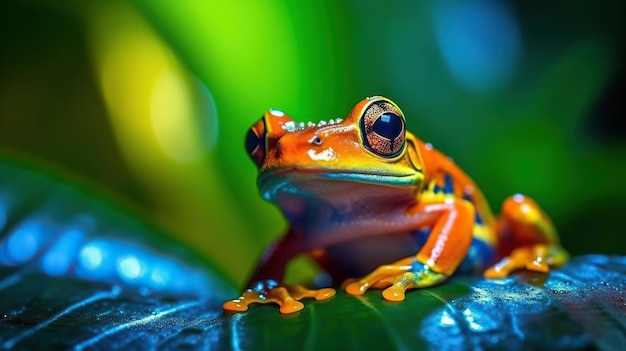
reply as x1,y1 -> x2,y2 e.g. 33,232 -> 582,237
41,228 -> 85,276
89,3 -> 218,165
149,264 -> 171,288
5,222 -> 43,265
150,69 -> 218,162
118,255 -> 143,279
432,0 -> 521,93
80,245 -> 104,270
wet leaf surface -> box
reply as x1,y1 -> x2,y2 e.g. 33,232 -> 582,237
1,256 -> 625,350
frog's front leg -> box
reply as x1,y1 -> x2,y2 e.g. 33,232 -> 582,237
344,199 -> 475,301
223,228 -> 335,314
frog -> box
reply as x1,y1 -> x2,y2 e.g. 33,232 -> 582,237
223,96 -> 569,314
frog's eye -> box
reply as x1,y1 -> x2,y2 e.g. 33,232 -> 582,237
245,118 -> 266,167
359,100 -> 406,157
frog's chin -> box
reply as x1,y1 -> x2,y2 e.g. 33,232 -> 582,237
257,168 -> 419,204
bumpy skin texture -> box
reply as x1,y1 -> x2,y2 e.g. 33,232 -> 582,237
223,96 -> 569,314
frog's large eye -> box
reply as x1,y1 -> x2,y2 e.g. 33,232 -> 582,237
359,99 -> 406,157
245,118 -> 266,167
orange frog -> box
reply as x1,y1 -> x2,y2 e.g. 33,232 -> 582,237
224,96 -> 569,314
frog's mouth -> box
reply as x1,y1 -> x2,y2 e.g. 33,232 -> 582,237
259,168 -> 418,187
319,171 -> 419,186
257,168 -> 420,202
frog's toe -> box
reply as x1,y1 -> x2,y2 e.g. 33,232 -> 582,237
223,284 -> 335,314
483,261 -> 512,279
285,285 -> 336,301
314,287 -> 336,300
344,260 -> 447,299
222,299 -> 249,312
372,278 -> 396,289
280,299 -> 304,314
382,272 -> 416,302
484,244 -> 569,279
525,259 -> 549,273
222,290 -> 263,313
344,280 -> 369,296
344,263 -> 412,296
382,286 -> 406,302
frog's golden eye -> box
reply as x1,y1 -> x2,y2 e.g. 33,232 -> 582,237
245,118 -> 266,167
359,100 -> 406,157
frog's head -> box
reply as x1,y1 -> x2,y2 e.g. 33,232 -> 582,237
245,96 -> 424,204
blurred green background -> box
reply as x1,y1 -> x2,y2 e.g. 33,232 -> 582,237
0,0 -> 624,287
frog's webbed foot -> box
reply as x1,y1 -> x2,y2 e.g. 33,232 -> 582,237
484,244 -> 569,279
343,258 -> 448,302
223,280 -> 335,314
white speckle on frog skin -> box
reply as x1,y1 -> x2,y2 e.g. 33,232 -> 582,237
307,147 -> 337,161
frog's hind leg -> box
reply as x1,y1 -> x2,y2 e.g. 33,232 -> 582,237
484,194 -> 569,279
